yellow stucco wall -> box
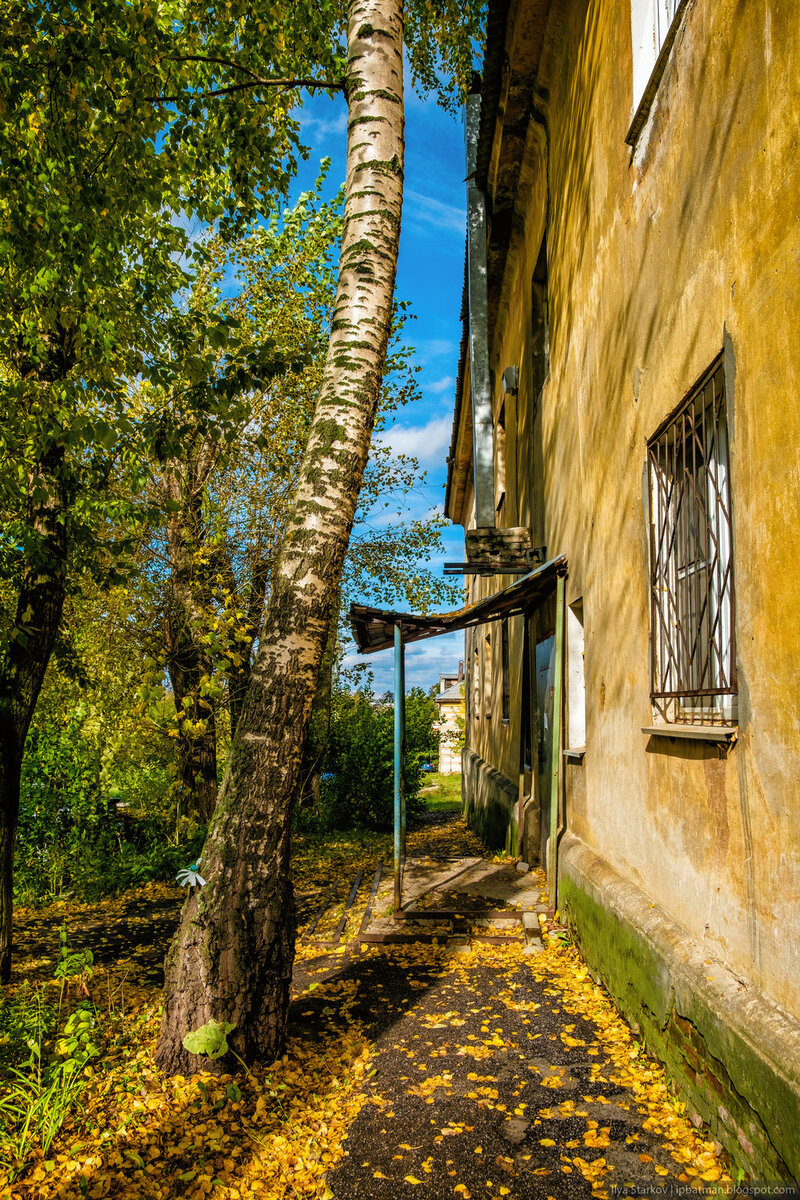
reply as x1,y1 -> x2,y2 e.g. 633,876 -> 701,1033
457,0 -> 800,1018
436,696 -> 464,774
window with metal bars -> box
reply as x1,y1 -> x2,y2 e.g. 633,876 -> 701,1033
647,354 -> 737,725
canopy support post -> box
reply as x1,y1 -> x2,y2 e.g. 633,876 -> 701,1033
393,623 -> 406,911
548,574 -> 566,912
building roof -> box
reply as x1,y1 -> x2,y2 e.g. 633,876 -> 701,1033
348,554 -> 567,654
435,681 -> 465,704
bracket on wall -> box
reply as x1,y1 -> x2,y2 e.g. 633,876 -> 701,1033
444,538 -> 547,576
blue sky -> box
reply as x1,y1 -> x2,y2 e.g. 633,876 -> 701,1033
294,85 -> 468,693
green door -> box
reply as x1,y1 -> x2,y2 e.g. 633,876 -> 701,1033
535,634 -> 556,867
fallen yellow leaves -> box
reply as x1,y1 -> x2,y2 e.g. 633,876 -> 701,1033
1,963 -> 374,1200
6,848 -> 736,1200
530,943 -> 734,1191
583,1124 -> 611,1149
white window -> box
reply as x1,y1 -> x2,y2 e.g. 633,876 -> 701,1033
566,600 -> 586,752
629,0 -> 683,133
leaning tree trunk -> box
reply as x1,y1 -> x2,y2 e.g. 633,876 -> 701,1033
0,447 -> 67,981
155,0 -> 404,1074
161,462 -> 220,822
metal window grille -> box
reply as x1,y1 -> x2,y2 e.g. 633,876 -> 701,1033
647,354 -> 737,725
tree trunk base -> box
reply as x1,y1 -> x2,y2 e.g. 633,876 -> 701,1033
156,868 -> 296,1076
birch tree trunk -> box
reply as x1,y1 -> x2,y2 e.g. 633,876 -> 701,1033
155,0 -> 404,1074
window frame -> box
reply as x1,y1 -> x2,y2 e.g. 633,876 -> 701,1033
647,352 -> 737,727
626,0 -> 690,147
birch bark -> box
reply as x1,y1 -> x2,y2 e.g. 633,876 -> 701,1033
155,0 -> 404,1073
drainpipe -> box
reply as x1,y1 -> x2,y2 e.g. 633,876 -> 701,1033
393,623 -> 406,912
465,91 -> 495,529
547,574 -> 566,912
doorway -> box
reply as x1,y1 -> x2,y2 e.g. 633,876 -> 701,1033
535,633 -> 556,867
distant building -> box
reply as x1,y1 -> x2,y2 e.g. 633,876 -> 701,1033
434,662 -> 464,774
445,0 -> 800,1183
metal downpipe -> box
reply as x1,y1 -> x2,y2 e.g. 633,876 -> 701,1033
465,91 -> 495,530
393,623 -> 406,911
547,575 -> 566,911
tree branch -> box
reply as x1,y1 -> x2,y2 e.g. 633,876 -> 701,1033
165,54 -> 273,81
143,76 -> 345,103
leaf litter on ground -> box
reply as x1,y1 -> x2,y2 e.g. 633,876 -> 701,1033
2,820 -> 734,1198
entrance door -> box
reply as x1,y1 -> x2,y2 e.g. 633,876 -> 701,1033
535,634 -> 556,867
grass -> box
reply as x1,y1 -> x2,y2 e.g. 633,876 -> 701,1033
420,771 -> 462,811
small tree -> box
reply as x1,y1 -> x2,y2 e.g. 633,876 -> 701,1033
316,684 -> 437,830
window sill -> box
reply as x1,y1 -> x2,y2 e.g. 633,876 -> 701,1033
642,724 -> 738,744
625,0 -> 690,148
563,747 -> 586,762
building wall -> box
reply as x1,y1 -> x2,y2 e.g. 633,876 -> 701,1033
436,699 -> 463,774
451,0 -> 800,1177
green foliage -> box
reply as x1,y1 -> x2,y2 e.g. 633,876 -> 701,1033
313,685 -> 439,831
0,930 -> 102,1179
405,0 -> 486,112
423,771 -> 463,811
183,1018 -> 236,1061
0,0 -> 344,771
14,703 -> 204,904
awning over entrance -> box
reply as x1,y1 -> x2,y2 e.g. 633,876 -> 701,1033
348,553 -> 568,654
348,551 -> 568,915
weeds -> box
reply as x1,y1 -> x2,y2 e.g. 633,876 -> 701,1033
0,928 -> 100,1180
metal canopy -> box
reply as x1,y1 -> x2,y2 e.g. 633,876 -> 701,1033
348,553 -> 567,654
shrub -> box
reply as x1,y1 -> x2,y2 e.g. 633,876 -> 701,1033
14,708 -> 203,904
314,686 -> 439,831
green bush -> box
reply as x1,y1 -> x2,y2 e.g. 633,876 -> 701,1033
313,686 -> 439,831
0,930 -> 101,1179
14,709 -> 203,904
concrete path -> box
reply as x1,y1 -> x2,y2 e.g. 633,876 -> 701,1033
292,936 -> 731,1200
289,811 -> 732,1199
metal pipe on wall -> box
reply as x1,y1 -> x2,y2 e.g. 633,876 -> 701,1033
465,91 -> 495,530
393,623 -> 406,911
547,575 -> 565,911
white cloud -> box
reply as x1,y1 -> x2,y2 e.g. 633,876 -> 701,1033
426,375 -> 455,396
405,188 -> 465,237
374,414 -> 452,464
416,338 -> 458,363
302,110 -> 348,144
343,628 -> 466,693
